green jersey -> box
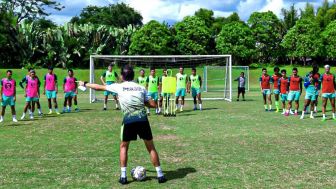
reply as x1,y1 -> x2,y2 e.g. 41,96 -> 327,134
147,75 -> 159,92
176,73 -> 187,89
137,76 -> 147,87
102,70 -> 118,83
190,75 -> 201,89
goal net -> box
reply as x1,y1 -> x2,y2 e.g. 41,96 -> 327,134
89,55 -> 232,103
204,66 -> 249,93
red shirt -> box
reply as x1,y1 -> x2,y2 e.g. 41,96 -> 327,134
321,73 -> 335,93
260,75 -> 271,89
272,74 -> 281,89
279,77 -> 289,94
289,76 -> 302,91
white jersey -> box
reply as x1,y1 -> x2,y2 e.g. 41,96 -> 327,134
106,81 -> 149,124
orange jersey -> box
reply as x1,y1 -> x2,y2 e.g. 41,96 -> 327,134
259,75 -> 272,89
279,77 -> 289,94
321,73 -> 335,93
289,76 -> 302,91
272,74 -> 281,89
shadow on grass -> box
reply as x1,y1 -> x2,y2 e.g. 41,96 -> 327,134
146,167 -> 197,181
179,108 -> 218,113
177,114 -> 196,116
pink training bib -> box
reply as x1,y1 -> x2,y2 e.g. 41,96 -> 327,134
45,74 -> 56,91
64,77 -> 76,92
27,77 -> 39,98
2,78 -> 15,97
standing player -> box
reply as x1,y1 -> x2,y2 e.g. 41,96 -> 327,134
175,67 -> 188,111
234,72 -> 246,101
0,70 -> 17,122
19,68 -> 43,116
278,69 -> 289,114
101,63 -> 119,111
78,65 -> 167,185
158,68 -> 169,114
63,69 -> 78,113
285,68 -> 302,116
188,68 -> 202,111
21,70 -> 41,120
44,67 -> 60,114
272,67 -> 281,112
146,67 -> 160,115
300,71 -> 318,119
259,68 -> 273,111
312,65 -> 321,113
320,65 -> 336,121
137,69 -> 149,114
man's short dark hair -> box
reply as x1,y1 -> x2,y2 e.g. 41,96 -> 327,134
163,68 -> 167,71
48,66 -> 54,70
192,67 -> 196,72
274,67 -> 280,72
68,69 -> 73,73
28,68 -> 33,72
312,64 -> 319,73
293,67 -> 298,72
262,68 -> 267,71
241,72 -> 245,75
122,65 -> 134,81
140,69 -> 145,72
7,70 -> 12,74
281,69 -> 286,73
150,67 -> 155,71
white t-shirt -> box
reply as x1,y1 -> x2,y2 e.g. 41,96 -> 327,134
106,81 -> 149,124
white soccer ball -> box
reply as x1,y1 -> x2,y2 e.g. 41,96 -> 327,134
131,166 -> 146,181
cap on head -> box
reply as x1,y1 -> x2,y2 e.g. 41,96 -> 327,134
324,65 -> 330,69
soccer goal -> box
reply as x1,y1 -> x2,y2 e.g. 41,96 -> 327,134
203,66 -> 249,93
89,55 -> 232,103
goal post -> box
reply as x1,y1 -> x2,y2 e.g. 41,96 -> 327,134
89,55 -> 232,103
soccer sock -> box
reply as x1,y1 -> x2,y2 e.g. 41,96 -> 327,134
22,113 -> 26,117
199,104 -> 202,110
310,111 -> 314,117
194,104 -> 197,109
115,103 -> 119,108
38,109 -> 42,114
275,101 -> 279,109
74,105 -> 78,109
181,105 -> 184,109
0,116 -> 3,120
269,105 -> 272,110
295,109 -> 298,114
121,167 -> 127,178
285,109 -> 289,113
55,108 -> 59,112
12,115 -> 16,119
28,109 -> 32,114
49,109 -> 52,112
323,114 -> 326,119
301,111 -> 305,116
155,166 -> 164,178
314,106 -> 317,112
63,107 -> 66,111
333,113 -> 335,118
104,103 -> 107,108
264,105 -> 267,109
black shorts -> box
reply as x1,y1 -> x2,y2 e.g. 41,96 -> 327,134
121,120 -> 153,142
238,87 -> 245,94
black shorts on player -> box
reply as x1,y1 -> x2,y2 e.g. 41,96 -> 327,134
121,120 -> 153,141
238,87 -> 245,94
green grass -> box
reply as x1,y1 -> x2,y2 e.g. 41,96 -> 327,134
0,67 -> 336,188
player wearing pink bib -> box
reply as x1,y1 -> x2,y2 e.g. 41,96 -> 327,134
21,70 -> 41,120
0,70 -> 17,122
44,67 -> 60,115
63,69 -> 79,113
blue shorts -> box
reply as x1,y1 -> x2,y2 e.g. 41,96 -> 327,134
26,97 -> 39,102
273,89 -> 280,95
191,88 -> 201,98
1,95 -> 15,107
175,88 -> 186,97
287,91 -> 301,101
148,92 -> 159,101
160,93 -> 170,98
305,92 -> 317,101
322,93 -> 335,99
104,91 -> 117,96
46,90 -> 57,99
65,92 -> 77,98
280,94 -> 288,102
262,89 -> 271,95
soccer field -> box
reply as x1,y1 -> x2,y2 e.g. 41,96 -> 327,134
0,67 -> 336,188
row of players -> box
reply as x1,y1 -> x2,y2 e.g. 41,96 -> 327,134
258,64 -> 336,121
0,68 -> 79,122
103,64 -> 203,115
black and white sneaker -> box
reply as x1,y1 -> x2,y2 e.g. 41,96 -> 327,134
119,177 -> 128,185
103,108 -> 107,111
158,176 -> 167,183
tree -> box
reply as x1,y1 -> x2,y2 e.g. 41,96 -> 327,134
70,3 -> 143,28
173,16 -> 211,55
281,19 -> 323,65
322,20 -> 336,58
195,8 -> 214,28
1,0 -> 63,23
316,0 -> 330,27
300,3 -> 316,20
129,20 -> 174,55
248,11 -> 282,63
212,13 -> 243,35
216,22 -> 255,65
281,4 -> 299,32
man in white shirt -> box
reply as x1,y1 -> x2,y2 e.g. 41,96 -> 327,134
78,65 -> 167,185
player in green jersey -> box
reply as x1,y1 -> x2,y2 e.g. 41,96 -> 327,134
100,63 -> 120,111
146,67 -> 160,115
188,68 -> 202,111
175,67 -> 188,112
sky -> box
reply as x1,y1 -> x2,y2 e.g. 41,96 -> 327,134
47,0 -> 334,25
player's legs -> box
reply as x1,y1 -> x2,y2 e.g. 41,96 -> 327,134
274,94 -> 279,112
48,99 -> 52,110
285,100 -> 292,116
237,89 -> 241,101
0,106 -> 6,122
119,141 -> 130,168
144,139 -> 166,183
267,94 -> 272,111
300,99 -> 311,119
113,95 -> 120,110
262,92 -> 267,110
294,100 -> 299,115
67,96 -> 73,112
36,100 -> 42,115
197,93 -> 202,110
193,96 -> 197,110
322,97 -> 328,120
330,97 -> 335,119
242,90 -> 245,101
53,98 -> 59,114
103,95 -> 108,110
175,96 -> 179,110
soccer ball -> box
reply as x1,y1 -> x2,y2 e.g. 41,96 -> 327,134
131,166 -> 146,181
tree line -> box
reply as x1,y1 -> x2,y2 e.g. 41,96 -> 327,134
0,0 -> 336,68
